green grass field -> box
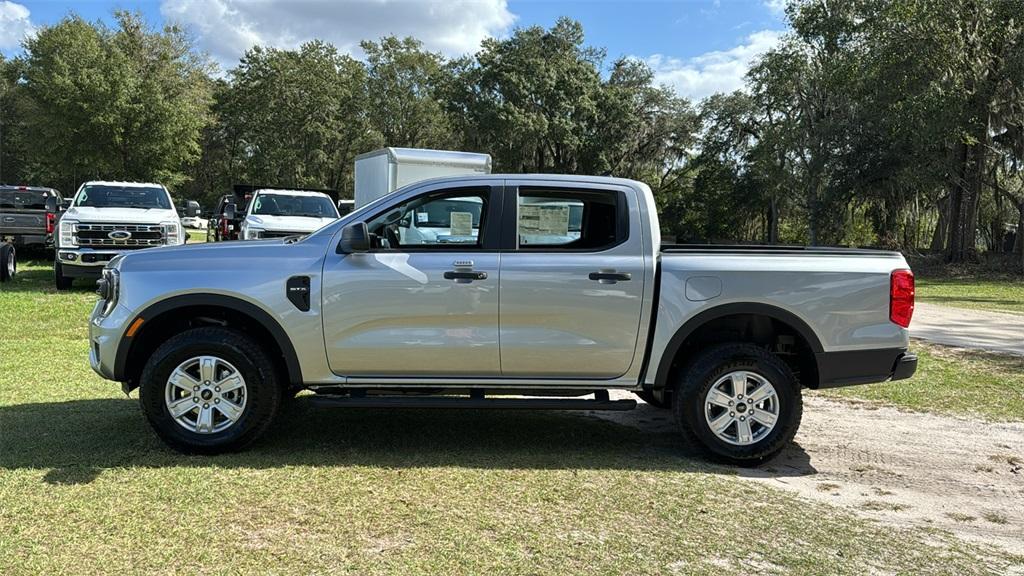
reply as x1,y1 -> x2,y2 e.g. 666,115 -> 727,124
916,277 -> 1024,315
1,260 -> 1021,575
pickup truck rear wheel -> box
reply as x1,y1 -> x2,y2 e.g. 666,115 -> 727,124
138,327 -> 282,454
0,244 -> 14,282
53,260 -> 73,290
673,343 -> 801,466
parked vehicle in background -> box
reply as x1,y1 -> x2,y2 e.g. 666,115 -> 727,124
208,194 -> 245,242
0,185 -> 63,248
238,189 -> 340,240
337,199 -> 355,217
0,185 -> 64,281
181,216 -> 208,230
89,174 -> 917,464
54,181 -> 195,289
354,147 -> 491,208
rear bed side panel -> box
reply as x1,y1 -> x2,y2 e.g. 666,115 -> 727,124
643,252 -> 911,388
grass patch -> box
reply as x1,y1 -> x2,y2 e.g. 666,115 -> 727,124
916,277 -> 1024,315
1,260 -> 1021,575
821,342 -> 1024,422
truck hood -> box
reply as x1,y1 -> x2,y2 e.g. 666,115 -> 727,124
245,214 -> 335,233
63,206 -> 179,224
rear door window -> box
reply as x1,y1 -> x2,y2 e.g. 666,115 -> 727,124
516,187 -> 627,251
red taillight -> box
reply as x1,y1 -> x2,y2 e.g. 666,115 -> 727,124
46,212 -> 56,234
890,269 -> 915,328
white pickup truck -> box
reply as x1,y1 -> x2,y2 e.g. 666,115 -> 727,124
239,189 -> 340,240
87,175 -> 917,464
55,181 -> 191,289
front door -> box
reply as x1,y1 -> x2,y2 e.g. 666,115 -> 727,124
498,182 -> 646,378
322,183 -> 502,377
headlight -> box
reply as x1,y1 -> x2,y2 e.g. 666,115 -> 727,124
96,268 -> 119,317
244,227 -> 263,240
59,220 -> 78,248
162,221 -> 182,245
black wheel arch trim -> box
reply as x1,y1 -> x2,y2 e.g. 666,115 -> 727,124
113,293 -> 303,386
653,302 -> 824,390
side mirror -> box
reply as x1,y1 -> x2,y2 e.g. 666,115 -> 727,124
187,200 -> 200,217
45,196 -> 58,213
224,203 -> 236,221
337,222 -> 369,254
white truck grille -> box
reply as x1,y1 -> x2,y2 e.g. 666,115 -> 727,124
75,223 -> 166,247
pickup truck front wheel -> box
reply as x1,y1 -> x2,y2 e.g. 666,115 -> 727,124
138,327 -> 282,454
674,343 -> 802,466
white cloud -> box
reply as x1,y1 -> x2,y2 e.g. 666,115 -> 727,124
0,1 -> 35,51
161,0 -> 517,70
764,0 -> 787,16
644,29 -> 784,101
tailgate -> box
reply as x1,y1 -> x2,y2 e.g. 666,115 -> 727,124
0,210 -> 46,234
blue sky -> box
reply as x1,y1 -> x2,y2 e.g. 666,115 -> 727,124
0,0 -> 789,100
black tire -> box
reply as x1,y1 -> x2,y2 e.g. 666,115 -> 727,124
634,389 -> 671,409
0,244 -> 14,282
54,259 -> 73,290
138,327 -> 282,454
673,343 -> 802,466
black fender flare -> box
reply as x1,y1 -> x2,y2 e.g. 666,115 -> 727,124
114,293 -> 302,385
653,302 -> 823,389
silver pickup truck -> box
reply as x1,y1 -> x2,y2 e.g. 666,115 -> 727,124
88,175 -> 917,464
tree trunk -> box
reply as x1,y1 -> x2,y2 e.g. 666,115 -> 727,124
946,138 -> 985,263
930,195 -> 948,253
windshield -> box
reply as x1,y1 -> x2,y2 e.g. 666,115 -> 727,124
75,185 -> 170,209
251,193 -> 339,218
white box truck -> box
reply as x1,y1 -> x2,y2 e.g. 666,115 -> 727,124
354,148 -> 492,208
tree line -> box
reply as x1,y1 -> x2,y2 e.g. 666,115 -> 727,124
0,1 -> 1021,265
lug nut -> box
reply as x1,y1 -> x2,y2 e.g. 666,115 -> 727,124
193,397 -> 199,403
739,416 -> 746,421
215,386 -> 220,392
729,412 -> 735,417
214,399 -> 220,404
738,394 -> 744,400
193,385 -> 199,391
203,403 -> 209,409
728,400 -> 734,406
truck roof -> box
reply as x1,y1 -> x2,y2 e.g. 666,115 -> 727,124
393,173 -> 648,189
252,189 -> 332,198
81,181 -> 166,189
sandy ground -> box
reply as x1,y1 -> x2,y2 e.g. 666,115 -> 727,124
597,391 -> 1024,556
913,302 -> 1024,356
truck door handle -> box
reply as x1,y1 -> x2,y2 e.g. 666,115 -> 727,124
589,271 -> 631,283
444,270 -> 487,281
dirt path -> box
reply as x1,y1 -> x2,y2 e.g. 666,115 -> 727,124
913,302 -> 1024,356
598,391 -> 1024,556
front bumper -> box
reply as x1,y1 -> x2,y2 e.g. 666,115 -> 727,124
89,300 -> 132,382
815,348 -> 918,389
58,248 -> 129,268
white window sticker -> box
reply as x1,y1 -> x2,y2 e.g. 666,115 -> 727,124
449,212 -> 473,236
519,204 -> 570,236
417,212 -> 428,223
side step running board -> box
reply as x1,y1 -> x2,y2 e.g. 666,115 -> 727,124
307,394 -> 636,411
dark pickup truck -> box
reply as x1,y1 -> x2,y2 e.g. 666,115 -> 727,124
0,186 -> 63,281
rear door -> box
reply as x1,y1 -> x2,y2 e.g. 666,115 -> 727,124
322,181 -> 503,377
498,181 -> 647,378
